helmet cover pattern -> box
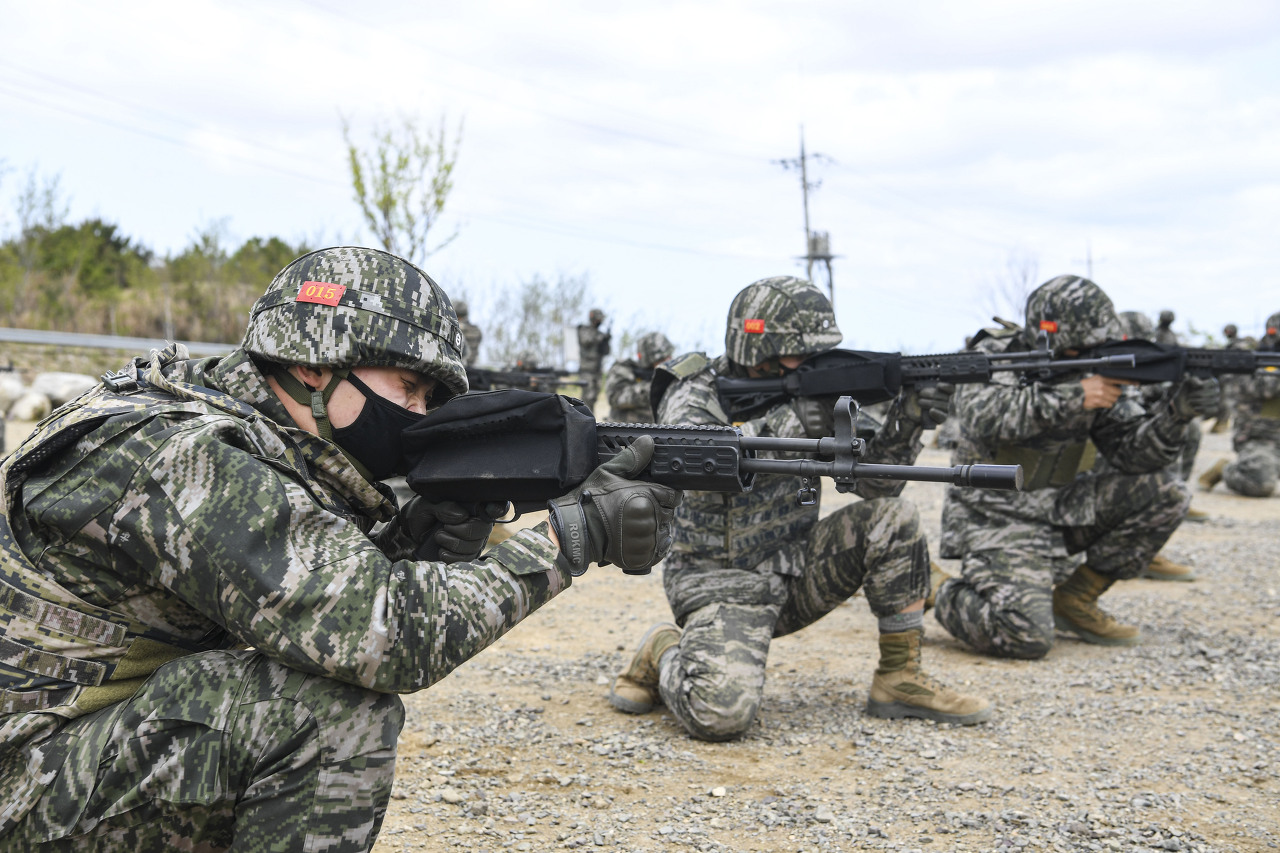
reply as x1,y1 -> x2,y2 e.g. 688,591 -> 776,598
1118,310 -> 1155,341
724,276 -> 842,366
636,332 -> 674,367
1022,275 -> 1124,355
242,246 -> 468,399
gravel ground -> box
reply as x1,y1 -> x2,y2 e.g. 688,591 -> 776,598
375,426 -> 1279,853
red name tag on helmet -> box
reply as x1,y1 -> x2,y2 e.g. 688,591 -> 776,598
297,281 -> 346,307
1039,320 -> 1059,333
1269,327 -> 1278,335
744,319 -> 765,334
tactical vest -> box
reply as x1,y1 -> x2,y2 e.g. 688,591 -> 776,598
0,351 -> 286,720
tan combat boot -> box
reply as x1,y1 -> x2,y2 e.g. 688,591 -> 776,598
607,623 -> 681,714
1183,507 -> 1209,522
866,630 -> 992,725
1198,458 -> 1228,492
1209,417 -> 1229,434
1053,565 -> 1140,646
1142,553 -> 1197,582
924,562 -> 952,612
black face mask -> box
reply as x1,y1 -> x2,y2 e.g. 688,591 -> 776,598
331,373 -> 429,481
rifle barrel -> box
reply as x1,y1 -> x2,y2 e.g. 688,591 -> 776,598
742,458 -> 1023,490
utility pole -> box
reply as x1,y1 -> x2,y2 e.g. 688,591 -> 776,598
775,126 -> 836,306
1073,240 -> 1105,280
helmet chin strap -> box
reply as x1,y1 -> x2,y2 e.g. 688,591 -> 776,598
269,365 -> 350,441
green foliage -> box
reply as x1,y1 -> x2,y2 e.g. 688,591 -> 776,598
343,114 -> 461,265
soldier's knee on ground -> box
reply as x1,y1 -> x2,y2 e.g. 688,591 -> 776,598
678,690 -> 762,742
1224,449 -> 1279,498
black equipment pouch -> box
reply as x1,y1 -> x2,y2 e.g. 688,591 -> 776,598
402,390 -> 599,512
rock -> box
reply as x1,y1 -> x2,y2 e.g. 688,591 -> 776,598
9,391 -> 51,421
31,372 -> 97,406
710,786 -> 727,797
0,374 -> 25,411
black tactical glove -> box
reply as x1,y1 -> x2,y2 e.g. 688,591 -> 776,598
402,497 -> 508,563
547,435 -> 681,576
792,396 -> 836,438
902,382 -> 955,428
1171,375 -> 1221,420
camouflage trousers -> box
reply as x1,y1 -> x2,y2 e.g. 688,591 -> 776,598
934,469 -> 1189,660
4,649 -> 403,852
1223,439 -> 1280,497
1175,419 -> 1201,482
657,498 -> 928,741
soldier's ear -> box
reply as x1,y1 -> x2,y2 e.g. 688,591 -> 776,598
293,364 -> 330,391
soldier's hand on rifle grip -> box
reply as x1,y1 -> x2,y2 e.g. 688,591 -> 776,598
792,396 -> 837,438
1171,375 -> 1221,420
1080,375 -> 1132,410
403,497 -> 508,563
547,435 -> 682,576
904,382 -> 956,427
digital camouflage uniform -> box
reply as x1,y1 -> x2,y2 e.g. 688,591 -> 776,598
935,277 -> 1195,659
1118,310 -> 1200,482
0,248 -> 572,851
1221,313 -> 1280,497
604,332 -> 674,423
576,310 -> 610,414
648,286 -> 941,740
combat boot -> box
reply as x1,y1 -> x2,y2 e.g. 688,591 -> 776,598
1184,507 -> 1209,523
924,561 -> 951,612
608,623 -> 680,714
866,630 -> 992,725
1209,417 -> 1229,434
1142,553 -> 1197,582
1199,458 -> 1228,491
1052,565 -> 1140,646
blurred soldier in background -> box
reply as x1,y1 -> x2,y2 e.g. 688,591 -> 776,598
605,331 -> 674,423
577,308 -> 611,413
1209,323 -> 1247,433
1200,311 -> 1280,498
1154,309 -> 1180,345
609,276 -> 990,738
0,247 -> 680,852
455,299 -> 483,367
934,277 -> 1219,659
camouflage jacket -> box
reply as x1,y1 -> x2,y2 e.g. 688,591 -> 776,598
577,324 -> 610,374
656,353 -> 923,622
1231,368 -> 1280,447
0,345 -> 567,831
940,334 -> 1192,555
460,320 -> 483,367
604,359 -> 655,423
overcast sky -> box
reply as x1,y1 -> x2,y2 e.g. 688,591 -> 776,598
2,0 -> 1278,356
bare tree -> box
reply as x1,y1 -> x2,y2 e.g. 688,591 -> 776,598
980,248 -> 1040,324
14,167 -> 70,315
342,114 -> 462,265
484,273 -> 592,368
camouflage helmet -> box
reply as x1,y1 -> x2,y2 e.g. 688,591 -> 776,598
588,308 -> 606,325
1158,309 -> 1175,326
636,331 -> 674,367
242,246 -> 468,400
454,299 -> 469,320
724,276 -> 842,367
1118,310 -> 1155,340
1223,323 -> 1238,339
1263,311 -> 1280,348
1022,275 -> 1124,356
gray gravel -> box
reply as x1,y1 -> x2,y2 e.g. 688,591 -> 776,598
377,429 -> 1279,852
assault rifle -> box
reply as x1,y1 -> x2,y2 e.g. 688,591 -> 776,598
713,347 -> 1138,423
402,389 -> 1023,517
1083,339 -> 1280,384
466,365 -> 575,394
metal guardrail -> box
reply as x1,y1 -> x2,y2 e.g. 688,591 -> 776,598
0,326 -> 236,357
